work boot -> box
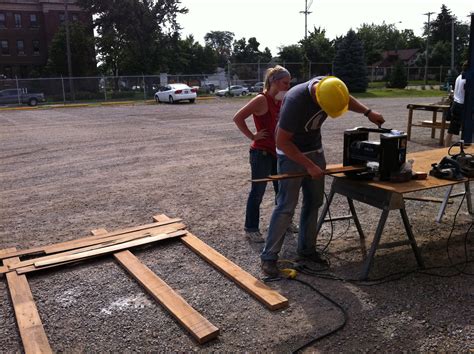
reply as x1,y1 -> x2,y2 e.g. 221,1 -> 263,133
261,260 -> 279,277
297,252 -> 329,266
245,231 -> 264,243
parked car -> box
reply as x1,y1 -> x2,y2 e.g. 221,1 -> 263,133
154,83 -> 197,103
250,82 -> 264,93
215,85 -> 248,97
0,88 -> 45,106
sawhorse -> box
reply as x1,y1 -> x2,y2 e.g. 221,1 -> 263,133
315,177 -> 425,280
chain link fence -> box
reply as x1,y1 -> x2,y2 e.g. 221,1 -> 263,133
0,63 -> 454,106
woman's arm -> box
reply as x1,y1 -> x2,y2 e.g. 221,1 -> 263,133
233,95 -> 268,141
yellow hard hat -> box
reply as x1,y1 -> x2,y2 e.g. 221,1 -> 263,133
315,76 -> 349,118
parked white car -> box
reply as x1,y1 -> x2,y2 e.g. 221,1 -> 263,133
215,85 -> 248,97
154,83 -> 197,103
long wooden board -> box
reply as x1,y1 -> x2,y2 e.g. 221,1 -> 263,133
0,218 -> 182,260
33,231 -> 187,269
153,214 -> 288,310
8,223 -> 186,272
250,164 -> 366,183
3,248 -> 53,354
90,229 -> 219,344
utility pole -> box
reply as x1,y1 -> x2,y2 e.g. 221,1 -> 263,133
300,0 -> 313,40
64,0 -> 74,101
451,19 -> 455,71
423,11 -> 435,85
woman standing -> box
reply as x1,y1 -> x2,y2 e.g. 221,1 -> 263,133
233,66 -> 291,242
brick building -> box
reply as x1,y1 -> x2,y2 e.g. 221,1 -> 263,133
0,0 -> 93,78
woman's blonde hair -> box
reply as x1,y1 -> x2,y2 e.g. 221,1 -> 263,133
263,65 -> 290,92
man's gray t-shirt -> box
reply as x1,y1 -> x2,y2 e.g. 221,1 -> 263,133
278,76 -> 328,153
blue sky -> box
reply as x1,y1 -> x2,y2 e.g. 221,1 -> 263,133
178,0 -> 472,56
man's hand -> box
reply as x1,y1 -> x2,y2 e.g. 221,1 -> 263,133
367,110 -> 385,127
307,163 -> 324,179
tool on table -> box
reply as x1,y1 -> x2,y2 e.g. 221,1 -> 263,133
343,127 -> 407,181
250,165 -> 366,183
447,140 -> 474,177
429,156 -> 464,180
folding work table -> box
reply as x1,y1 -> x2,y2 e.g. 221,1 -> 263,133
316,146 -> 473,279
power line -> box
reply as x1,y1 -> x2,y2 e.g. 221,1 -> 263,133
423,11 -> 435,85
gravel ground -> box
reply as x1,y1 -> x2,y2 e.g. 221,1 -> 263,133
0,96 -> 472,352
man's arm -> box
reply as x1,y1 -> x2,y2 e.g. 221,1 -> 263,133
348,95 -> 385,127
276,127 -> 324,179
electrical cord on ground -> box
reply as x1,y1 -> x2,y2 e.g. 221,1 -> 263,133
287,277 -> 348,353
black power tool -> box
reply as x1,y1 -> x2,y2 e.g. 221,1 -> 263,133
429,156 -> 464,180
448,141 -> 474,177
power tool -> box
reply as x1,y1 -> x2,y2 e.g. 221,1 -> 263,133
447,140 -> 474,177
343,127 -> 408,181
429,156 -> 464,180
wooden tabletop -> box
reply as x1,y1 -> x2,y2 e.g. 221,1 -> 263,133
331,145 -> 473,194
406,103 -> 450,111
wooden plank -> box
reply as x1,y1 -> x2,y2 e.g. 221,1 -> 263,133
0,266 -> 8,274
0,218 -> 182,260
113,250 -> 219,343
152,214 -> 288,311
34,231 -> 187,269
250,164 -> 366,183
404,196 -> 453,204
91,228 -> 219,344
4,249 -> 53,354
8,223 -> 186,271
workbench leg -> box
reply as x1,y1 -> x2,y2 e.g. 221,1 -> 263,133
315,187 -> 335,237
431,111 -> 437,139
360,209 -> 389,280
347,197 -> 367,258
407,109 -> 413,140
465,181 -> 473,214
400,208 -> 424,268
439,113 -> 447,146
436,185 -> 454,223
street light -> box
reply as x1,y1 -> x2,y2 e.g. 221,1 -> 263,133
423,11 -> 435,85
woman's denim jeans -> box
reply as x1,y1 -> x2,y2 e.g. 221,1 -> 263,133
261,150 -> 325,261
245,149 -> 278,232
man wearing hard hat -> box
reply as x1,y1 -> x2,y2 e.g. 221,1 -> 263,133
261,76 -> 385,277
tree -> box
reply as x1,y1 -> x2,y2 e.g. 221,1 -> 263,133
299,27 -> 334,63
78,0 -> 188,75
333,29 -> 368,93
387,60 -> 407,88
204,30 -> 234,67
45,22 -> 96,76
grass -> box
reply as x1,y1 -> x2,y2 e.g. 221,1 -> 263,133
353,88 -> 446,99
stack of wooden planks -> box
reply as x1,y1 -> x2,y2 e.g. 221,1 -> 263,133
0,214 -> 288,352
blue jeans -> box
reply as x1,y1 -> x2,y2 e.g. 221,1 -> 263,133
245,149 -> 278,232
261,150 -> 326,261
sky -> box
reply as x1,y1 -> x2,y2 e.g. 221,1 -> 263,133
178,0 -> 473,56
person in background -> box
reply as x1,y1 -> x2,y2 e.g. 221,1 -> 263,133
260,76 -> 385,277
445,61 -> 468,147
233,66 -> 292,243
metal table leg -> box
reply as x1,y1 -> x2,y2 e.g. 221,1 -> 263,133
436,185 -> 454,222
400,208 -> 424,268
360,209 -> 389,280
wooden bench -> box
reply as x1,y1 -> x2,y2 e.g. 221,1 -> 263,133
406,103 -> 451,145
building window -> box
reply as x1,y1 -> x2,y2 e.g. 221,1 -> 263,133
1,40 -> 9,55
14,14 -> 22,28
59,13 -> 65,24
17,40 -> 24,55
0,13 -> 6,28
32,40 -> 40,55
30,14 -> 38,28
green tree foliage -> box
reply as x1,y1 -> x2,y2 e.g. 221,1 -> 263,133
78,0 -> 188,75
333,29 -> 368,93
169,35 -> 217,74
300,27 -> 334,63
204,30 -> 234,67
356,22 -> 421,65
45,22 -> 96,76
231,37 -> 272,80
278,44 -> 304,63
387,60 -> 407,88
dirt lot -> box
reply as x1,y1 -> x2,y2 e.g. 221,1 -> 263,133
0,97 -> 472,352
